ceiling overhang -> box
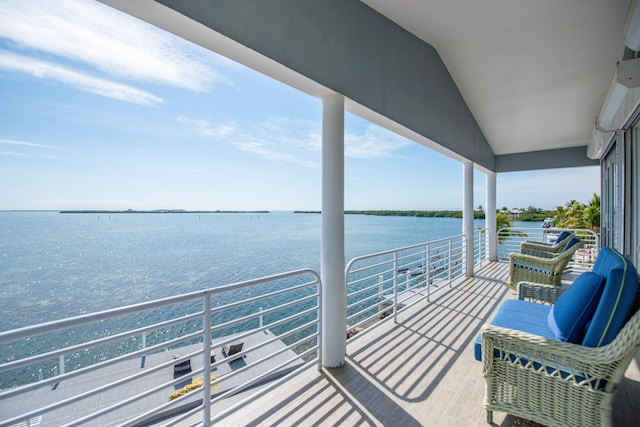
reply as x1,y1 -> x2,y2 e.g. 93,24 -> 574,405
100,0 -> 631,172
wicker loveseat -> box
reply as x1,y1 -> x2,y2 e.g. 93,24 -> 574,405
506,236 -> 584,288
475,247 -> 640,427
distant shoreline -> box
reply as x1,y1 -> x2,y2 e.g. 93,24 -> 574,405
295,210 -> 486,219
59,210 -> 270,214
0,210 -> 542,221
294,210 -> 546,221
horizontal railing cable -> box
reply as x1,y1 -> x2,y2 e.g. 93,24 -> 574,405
0,268 -> 321,427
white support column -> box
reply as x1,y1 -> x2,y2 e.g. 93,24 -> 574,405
463,161 -> 474,276
485,172 -> 497,261
321,93 -> 346,368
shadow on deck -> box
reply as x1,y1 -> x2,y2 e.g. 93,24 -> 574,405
207,261 -> 640,427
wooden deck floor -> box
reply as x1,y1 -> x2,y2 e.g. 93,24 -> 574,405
204,261 -> 640,426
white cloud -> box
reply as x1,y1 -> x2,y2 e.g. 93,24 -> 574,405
177,115 -> 321,168
345,125 -> 412,159
0,148 -> 28,157
0,138 -> 56,149
234,138 -> 319,168
0,138 -> 58,157
176,116 -> 237,138
0,0 -> 224,92
0,51 -> 163,106
174,115 -> 413,167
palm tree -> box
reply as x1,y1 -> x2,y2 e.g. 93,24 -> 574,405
563,200 -> 585,229
583,193 -> 601,233
525,206 -> 538,215
496,212 -> 527,243
552,205 -> 566,228
551,195 -> 600,233
497,212 -> 511,231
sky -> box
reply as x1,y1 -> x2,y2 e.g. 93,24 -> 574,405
0,0 -> 600,212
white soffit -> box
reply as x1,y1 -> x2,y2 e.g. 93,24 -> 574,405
362,0 -> 630,156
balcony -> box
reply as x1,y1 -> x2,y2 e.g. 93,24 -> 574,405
1,232 -> 638,426
217,261 -> 640,427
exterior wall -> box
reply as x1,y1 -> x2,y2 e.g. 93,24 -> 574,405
495,146 -> 599,172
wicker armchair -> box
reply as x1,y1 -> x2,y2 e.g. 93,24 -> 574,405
482,282 -> 640,427
520,230 -> 574,256
507,238 -> 585,288
517,280 -> 569,304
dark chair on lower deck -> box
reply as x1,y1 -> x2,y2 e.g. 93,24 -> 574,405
173,357 -> 192,381
222,342 -> 244,363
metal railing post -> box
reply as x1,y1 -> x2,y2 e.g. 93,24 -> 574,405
393,253 -> 398,324
448,239 -> 453,287
378,275 -> 384,315
426,245 -> 431,301
317,275 -> 323,370
202,293 -> 212,427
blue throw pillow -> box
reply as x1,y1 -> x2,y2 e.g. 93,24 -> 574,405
548,272 -> 605,343
564,236 -> 581,250
554,231 -> 571,244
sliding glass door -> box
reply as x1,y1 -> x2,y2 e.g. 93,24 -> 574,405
600,133 -> 622,252
601,122 -> 640,266
630,125 -> 640,266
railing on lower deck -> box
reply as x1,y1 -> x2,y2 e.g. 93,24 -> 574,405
345,232 -> 488,336
0,269 -> 321,427
497,227 -> 600,271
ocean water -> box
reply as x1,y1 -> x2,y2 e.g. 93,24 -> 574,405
0,211 -> 490,333
1,211 -> 545,388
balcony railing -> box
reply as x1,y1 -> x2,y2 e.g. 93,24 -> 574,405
474,227 -> 489,263
0,230 -> 489,426
0,269 -> 321,427
497,227 -> 600,271
345,233 -> 488,334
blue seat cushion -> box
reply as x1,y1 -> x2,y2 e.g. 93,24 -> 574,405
548,272 -> 605,343
475,299 -> 604,389
474,299 -> 555,361
583,247 -> 639,347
